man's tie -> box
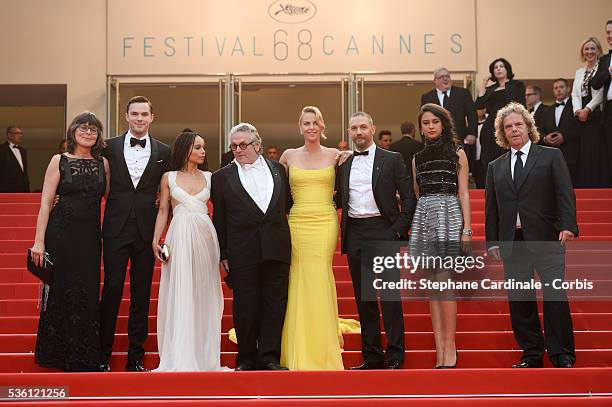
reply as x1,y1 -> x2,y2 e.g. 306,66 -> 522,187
443,91 -> 450,108
12,145 -> 19,149
554,101 -> 565,108
353,150 -> 369,156
243,160 -> 262,170
528,107 -> 534,113
514,151 -> 524,189
130,137 -> 146,148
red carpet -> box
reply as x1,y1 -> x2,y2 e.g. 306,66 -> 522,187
1,190 -> 611,405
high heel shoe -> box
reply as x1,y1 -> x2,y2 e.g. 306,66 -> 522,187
437,351 -> 458,369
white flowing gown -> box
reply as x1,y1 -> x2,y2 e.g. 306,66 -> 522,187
155,170 -> 225,371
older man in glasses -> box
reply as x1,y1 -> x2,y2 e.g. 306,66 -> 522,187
210,122 -> 291,371
0,125 -> 30,192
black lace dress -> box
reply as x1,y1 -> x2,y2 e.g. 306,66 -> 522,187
35,155 -> 105,371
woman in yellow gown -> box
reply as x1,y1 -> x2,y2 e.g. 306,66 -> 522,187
279,106 -> 359,370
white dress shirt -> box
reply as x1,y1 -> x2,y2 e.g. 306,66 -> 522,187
436,88 -> 451,107
8,142 -> 24,171
571,66 -> 604,113
123,131 -> 151,188
510,140 -> 531,228
348,143 -> 381,218
236,155 -> 273,213
554,97 -> 569,127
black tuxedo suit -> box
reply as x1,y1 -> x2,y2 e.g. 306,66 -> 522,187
540,100 -> 581,186
591,51 -> 612,179
335,147 -> 416,366
0,142 -> 30,192
532,103 -> 550,137
100,133 -> 171,364
389,136 -> 424,169
210,159 -> 291,367
485,144 -> 578,366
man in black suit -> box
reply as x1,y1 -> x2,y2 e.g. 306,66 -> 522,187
421,67 -> 478,172
540,79 -> 580,187
485,102 -> 578,369
211,123 -> 291,371
591,20 -> 612,184
525,85 -> 549,136
0,126 -> 30,192
99,96 -> 171,372
336,112 -> 417,370
389,121 -> 423,168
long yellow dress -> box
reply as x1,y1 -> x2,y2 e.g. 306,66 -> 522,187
281,165 -> 347,370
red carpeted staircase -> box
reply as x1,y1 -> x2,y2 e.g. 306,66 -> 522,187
0,190 -> 611,405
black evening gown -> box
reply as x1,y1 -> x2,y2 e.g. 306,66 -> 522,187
578,94 -> 609,188
35,155 -> 105,371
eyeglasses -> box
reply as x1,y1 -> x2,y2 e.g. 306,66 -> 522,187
77,125 -> 99,135
230,141 -> 256,151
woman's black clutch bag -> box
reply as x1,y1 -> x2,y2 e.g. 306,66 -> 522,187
27,249 -> 54,285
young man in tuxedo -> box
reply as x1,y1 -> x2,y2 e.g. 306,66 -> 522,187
421,67 -> 478,173
389,121 -> 424,169
591,20 -> 612,185
525,85 -> 549,136
485,102 -> 578,369
336,112 -> 416,370
540,79 -> 580,187
0,125 -> 30,192
99,96 -> 171,372
211,123 -> 291,371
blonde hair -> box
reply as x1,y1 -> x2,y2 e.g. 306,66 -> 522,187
579,37 -> 603,62
299,106 -> 327,140
494,102 -> 540,149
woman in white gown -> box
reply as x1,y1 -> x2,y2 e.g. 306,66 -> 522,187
152,131 -> 225,371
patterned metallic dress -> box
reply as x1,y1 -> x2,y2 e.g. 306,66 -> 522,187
409,139 -> 464,258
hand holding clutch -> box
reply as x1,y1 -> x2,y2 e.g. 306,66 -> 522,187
27,248 -> 54,285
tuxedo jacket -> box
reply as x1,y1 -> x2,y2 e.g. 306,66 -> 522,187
485,144 -> 578,256
591,52 -> 611,119
389,136 -> 424,168
539,100 -> 580,164
0,142 -> 30,192
210,159 -> 291,268
532,103 -> 550,137
335,148 -> 417,254
420,86 -> 478,138
102,134 -> 171,240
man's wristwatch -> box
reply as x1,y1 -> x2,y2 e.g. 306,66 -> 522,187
462,228 -> 473,237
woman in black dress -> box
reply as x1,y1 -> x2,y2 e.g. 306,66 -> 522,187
30,112 -> 110,371
572,37 -> 609,187
475,58 -> 526,188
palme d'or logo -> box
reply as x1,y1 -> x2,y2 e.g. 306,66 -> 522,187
268,1 -> 317,24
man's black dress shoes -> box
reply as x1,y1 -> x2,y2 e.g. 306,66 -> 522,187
234,363 -> 256,371
126,360 -> 150,372
350,362 -> 387,370
512,360 -> 543,368
99,363 -> 111,372
388,360 -> 403,369
261,362 -> 288,371
556,355 -> 574,368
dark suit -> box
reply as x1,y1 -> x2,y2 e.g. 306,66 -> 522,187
591,51 -> 612,180
0,142 -> 30,192
485,143 -> 578,367
540,100 -> 580,187
389,136 -> 424,169
100,133 -> 171,364
211,159 -> 291,367
531,103 -> 550,137
335,146 -> 416,366
421,87 -> 478,179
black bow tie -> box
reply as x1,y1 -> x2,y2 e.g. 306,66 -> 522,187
353,150 -> 369,156
555,101 -> 565,108
12,144 -> 20,149
130,137 -> 146,148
